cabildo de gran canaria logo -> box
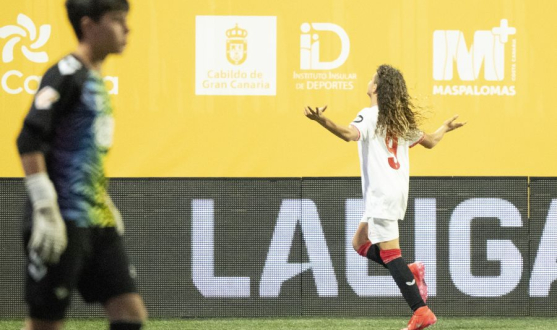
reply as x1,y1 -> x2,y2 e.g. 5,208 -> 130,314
195,16 -> 277,96
0,14 -> 119,95
433,19 -> 516,96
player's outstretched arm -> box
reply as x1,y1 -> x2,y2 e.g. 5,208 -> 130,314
304,105 -> 359,142
420,115 -> 466,149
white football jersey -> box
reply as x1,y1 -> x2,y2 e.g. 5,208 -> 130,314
350,106 -> 424,220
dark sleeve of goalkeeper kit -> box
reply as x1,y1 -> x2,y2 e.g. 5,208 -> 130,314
16,62 -> 80,155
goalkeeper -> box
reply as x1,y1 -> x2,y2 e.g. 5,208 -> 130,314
15,0 -> 146,329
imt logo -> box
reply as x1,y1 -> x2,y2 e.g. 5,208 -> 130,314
293,22 -> 356,91
0,13 -> 50,63
300,23 -> 349,70
432,19 -> 517,96
0,14 -> 119,95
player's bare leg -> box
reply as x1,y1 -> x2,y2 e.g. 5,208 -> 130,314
352,222 -> 386,267
24,319 -> 62,330
104,293 -> 147,329
352,222 -> 369,252
378,238 -> 400,250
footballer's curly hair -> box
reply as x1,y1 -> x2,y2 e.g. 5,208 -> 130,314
374,64 -> 423,141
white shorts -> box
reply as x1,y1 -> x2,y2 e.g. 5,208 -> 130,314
360,216 -> 400,244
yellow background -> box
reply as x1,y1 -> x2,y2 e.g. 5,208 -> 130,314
1,0 -> 556,177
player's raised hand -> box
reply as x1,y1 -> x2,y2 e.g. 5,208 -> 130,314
443,115 -> 466,132
304,105 -> 328,122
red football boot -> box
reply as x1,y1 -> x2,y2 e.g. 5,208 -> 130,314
402,306 -> 437,330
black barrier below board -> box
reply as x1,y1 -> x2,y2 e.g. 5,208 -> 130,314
0,177 -> 555,317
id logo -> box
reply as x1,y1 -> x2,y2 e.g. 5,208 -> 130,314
0,14 -> 119,95
195,16 -> 276,96
300,23 -> 349,70
293,23 -> 357,91
432,19 -> 517,96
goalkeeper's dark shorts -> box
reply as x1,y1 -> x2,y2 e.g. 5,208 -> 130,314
23,221 -> 138,321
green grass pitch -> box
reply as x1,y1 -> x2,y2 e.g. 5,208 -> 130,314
1,317 -> 556,330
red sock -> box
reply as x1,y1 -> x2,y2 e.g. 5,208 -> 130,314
356,241 -> 372,257
380,248 -> 402,264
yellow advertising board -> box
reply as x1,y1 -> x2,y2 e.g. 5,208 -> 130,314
1,0 -> 556,177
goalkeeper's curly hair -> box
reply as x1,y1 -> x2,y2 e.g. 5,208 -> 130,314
374,64 -> 423,141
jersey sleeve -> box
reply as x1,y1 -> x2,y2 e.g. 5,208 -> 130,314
349,107 -> 376,141
16,62 -> 79,155
409,130 -> 425,148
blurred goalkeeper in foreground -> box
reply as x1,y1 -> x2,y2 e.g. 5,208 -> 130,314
16,0 -> 146,329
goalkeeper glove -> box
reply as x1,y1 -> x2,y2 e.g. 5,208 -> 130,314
25,173 -> 67,264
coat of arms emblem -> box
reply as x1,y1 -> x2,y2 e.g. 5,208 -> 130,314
226,24 -> 247,65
